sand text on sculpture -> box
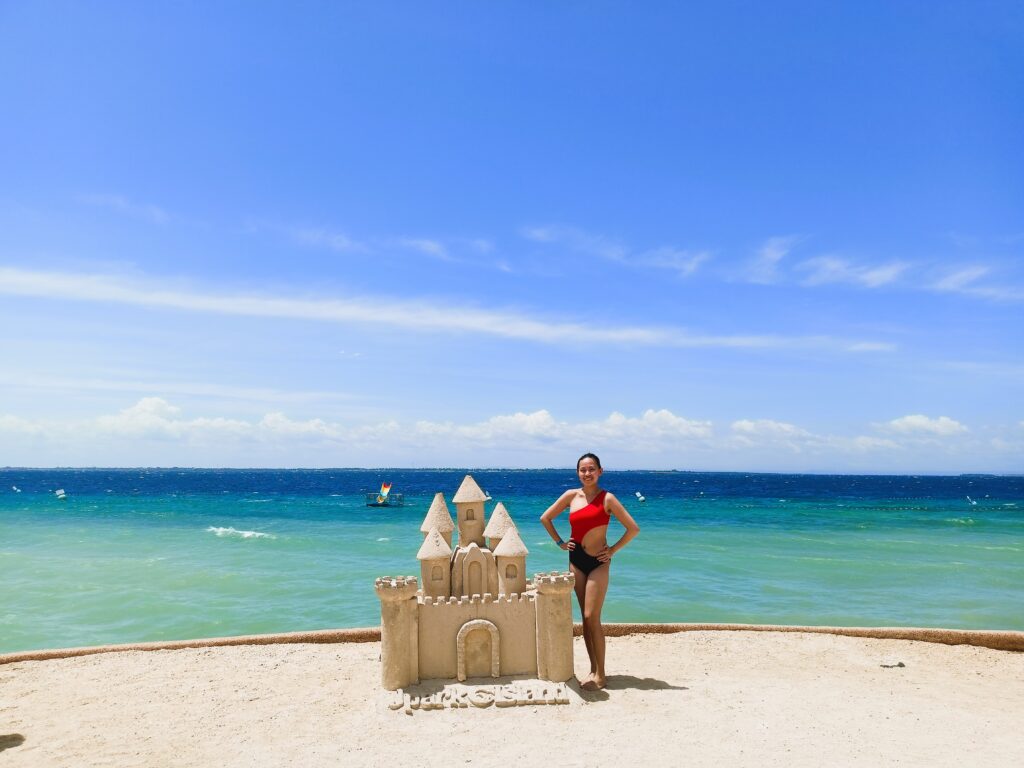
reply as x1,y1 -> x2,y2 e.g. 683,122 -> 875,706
385,682 -> 571,714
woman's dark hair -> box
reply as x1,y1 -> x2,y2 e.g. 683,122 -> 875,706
576,452 -> 602,471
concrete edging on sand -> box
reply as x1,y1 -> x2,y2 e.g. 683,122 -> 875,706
3,622 -> 1022,665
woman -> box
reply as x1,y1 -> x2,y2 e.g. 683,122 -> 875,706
540,452 -> 640,690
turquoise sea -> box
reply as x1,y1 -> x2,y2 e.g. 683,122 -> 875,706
1,468 -> 1022,654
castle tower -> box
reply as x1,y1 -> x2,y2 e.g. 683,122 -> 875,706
420,492 -> 455,547
534,572 -> 576,682
451,542 -> 498,598
493,525 -> 528,595
483,501 -> 515,550
374,575 -> 420,690
417,527 -> 453,598
452,474 -> 488,548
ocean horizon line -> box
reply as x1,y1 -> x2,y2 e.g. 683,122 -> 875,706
1,465 -> 1020,479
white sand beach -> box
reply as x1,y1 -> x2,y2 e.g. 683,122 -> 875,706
3,629 -> 1023,767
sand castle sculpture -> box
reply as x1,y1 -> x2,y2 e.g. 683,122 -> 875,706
374,475 -> 575,691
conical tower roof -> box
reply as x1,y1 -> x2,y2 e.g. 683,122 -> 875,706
483,501 -> 516,538
452,474 -> 488,503
417,527 -> 453,560
493,526 -> 529,557
420,492 -> 455,534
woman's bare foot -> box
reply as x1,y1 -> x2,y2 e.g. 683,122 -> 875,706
578,672 -> 594,687
581,675 -> 606,691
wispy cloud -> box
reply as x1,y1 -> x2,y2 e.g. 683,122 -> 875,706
632,247 -> 711,277
291,227 -> 368,252
742,235 -> 802,284
930,265 -> 990,292
0,371 -> 357,405
797,256 -> 909,288
522,225 -> 627,260
396,238 -> 451,260
80,193 -> 170,224
929,265 -> 1024,302
0,266 -> 895,352
287,225 -> 501,267
522,225 -> 708,277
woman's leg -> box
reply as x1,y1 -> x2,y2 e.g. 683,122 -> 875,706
581,563 -> 610,690
570,563 -> 595,683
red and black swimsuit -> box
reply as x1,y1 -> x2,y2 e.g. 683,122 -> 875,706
569,490 -> 610,575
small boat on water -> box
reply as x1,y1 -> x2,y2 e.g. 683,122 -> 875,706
366,481 -> 404,507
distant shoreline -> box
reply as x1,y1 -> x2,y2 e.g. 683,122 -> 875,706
2,466 -> 1020,478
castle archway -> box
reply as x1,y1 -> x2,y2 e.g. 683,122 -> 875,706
456,619 -> 500,681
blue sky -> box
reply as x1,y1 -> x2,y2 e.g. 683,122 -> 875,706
1,2 -> 1022,471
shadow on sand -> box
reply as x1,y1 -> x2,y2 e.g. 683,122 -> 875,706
571,674 -> 688,701
0,734 -> 26,752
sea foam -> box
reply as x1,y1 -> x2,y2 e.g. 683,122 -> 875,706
206,526 -> 276,540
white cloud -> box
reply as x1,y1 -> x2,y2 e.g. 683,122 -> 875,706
929,266 -> 1024,302
0,414 -> 44,435
521,225 -> 707,277
0,266 -> 893,352
290,227 -> 502,268
988,437 -> 1022,452
413,409 -> 712,445
729,418 -> 815,453
731,419 -> 809,437
80,193 -> 170,224
93,397 -> 250,438
292,227 -> 367,252
743,235 -> 802,284
846,341 -> 898,352
0,402 -> 717,465
881,414 -> 968,436
849,435 -> 901,451
257,412 -> 337,438
931,266 -> 990,292
2,400 -> 1017,471
798,256 -> 908,288
522,225 -> 627,261
397,238 -> 450,260
634,247 -> 712,277
0,372 -> 356,406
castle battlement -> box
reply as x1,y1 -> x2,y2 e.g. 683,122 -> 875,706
374,475 -> 575,690
418,591 -> 537,608
375,576 -> 420,601
533,572 -> 575,591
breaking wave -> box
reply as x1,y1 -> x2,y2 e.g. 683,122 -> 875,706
206,526 -> 276,540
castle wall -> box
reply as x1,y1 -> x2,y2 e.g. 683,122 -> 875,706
417,593 -> 538,680
375,577 -> 420,690
534,573 -> 575,682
